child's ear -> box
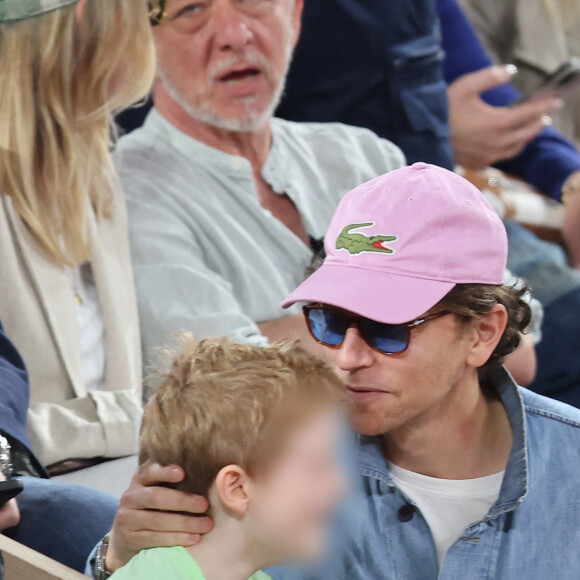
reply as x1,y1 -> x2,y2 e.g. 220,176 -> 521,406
215,465 -> 251,516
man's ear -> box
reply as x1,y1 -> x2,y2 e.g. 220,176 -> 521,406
290,0 -> 304,50
466,304 -> 508,369
214,465 -> 251,516
75,0 -> 89,23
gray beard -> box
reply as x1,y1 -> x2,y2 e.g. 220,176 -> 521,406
160,72 -> 286,133
157,42 -> 293,133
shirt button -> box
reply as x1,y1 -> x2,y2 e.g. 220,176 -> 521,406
397,503 -> 416,523
232,159 -> 243,170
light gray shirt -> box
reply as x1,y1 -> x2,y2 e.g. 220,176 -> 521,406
116,110 -> 406,360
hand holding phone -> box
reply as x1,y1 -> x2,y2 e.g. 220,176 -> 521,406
526,58 -> 580,103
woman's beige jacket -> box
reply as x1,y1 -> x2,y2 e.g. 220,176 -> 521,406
0,189 -> 142,467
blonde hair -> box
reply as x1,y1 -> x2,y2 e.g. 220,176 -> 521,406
140,336 -> 344,498
0,0 -> 156,266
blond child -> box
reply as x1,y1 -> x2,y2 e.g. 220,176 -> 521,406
111,337 -> 345,580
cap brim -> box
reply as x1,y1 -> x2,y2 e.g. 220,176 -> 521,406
282,263 -> 456,324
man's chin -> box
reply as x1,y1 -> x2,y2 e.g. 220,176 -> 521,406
183,102 -> 272,133
348,405 -> 403,437
210,113 -> 270,133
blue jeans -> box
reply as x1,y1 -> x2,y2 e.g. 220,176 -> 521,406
505,221 -> 580,406
5,476 -> 118,572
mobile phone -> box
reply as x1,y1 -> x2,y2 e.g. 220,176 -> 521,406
0,479 -> 23,508
525,57 -> 580,103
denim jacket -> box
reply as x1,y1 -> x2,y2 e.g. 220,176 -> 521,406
89,365 -> 580,580
335,365 -> 580,579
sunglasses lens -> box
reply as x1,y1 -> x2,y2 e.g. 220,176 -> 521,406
307,309 -> 349,346
360,318 -> 409,354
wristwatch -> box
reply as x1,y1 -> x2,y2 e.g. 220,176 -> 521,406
0,435 -> 13,479
92,533 -> 112,580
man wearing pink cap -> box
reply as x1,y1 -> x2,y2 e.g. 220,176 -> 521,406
280,162 -> 580,578
94,163 -> 578,578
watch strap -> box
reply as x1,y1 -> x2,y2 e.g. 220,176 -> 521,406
93,533 -> 112,580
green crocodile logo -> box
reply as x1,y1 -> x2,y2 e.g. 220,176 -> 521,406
336,222 -> 398,255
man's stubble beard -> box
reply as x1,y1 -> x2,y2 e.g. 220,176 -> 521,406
157,39 -> 293,133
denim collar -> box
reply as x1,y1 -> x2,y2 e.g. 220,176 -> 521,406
358,365 -> 529,514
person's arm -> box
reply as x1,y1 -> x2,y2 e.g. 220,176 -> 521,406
501,269 -> 541,385
562,174 -> 580,267
125,187 -> 330,363
27,390 -> 143,468
126,192 -> 270,364
0,307 -> 143,468
503,333 -> 536,386
0,322 -> 48,475
438,0 -> 580,200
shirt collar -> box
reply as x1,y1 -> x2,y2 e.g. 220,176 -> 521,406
143,108 -> 253,178
142,108 -> 290,184
141,109 -> 315,231
358,365 -> 528,513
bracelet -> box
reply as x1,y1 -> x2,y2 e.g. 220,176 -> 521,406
92,533 -> 112,580
562,181 -> 580,205
0,435 -> 13,479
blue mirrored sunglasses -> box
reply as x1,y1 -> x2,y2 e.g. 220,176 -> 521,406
303,305 -> 451,355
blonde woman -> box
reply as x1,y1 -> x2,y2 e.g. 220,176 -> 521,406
0,0 -> 155,570
0,0 -> 155,470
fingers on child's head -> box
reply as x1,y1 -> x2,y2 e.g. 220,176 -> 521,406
138,462 -> 186,486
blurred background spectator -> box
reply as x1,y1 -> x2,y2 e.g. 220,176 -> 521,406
458,0 -> 580,149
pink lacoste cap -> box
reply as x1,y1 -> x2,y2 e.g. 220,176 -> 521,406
282,163 -> 508,324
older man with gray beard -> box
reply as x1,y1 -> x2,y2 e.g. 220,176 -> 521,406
116,0 -> 405,364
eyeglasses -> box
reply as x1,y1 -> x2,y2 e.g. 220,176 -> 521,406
149,0 -> 167,26
149,0 -> 276,31
303,305 -> 452,356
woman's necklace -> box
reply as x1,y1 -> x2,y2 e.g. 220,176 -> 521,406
65,265 -> 84,306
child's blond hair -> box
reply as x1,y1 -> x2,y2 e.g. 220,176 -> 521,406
140,336 -> 344,497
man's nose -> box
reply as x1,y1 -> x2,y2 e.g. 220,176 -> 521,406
335,327 -> 375,371
212,0 -> 253,51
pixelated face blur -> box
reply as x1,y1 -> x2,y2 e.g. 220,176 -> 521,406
324,308 -> 475,436
154,0 -> 302,132
247,409 -> 345,563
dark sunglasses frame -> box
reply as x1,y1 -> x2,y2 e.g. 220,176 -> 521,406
303,305 -> 452,356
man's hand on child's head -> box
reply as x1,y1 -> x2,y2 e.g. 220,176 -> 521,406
106,462 -> 214,573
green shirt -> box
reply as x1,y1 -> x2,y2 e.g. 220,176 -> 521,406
110,546 -> 273,580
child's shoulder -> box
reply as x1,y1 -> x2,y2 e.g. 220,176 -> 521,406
110,546 -> 199,579
252,572 -> 274,580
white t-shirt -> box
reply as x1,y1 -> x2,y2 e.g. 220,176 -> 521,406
388,462 -> 504,566
66,263 -> 106,391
